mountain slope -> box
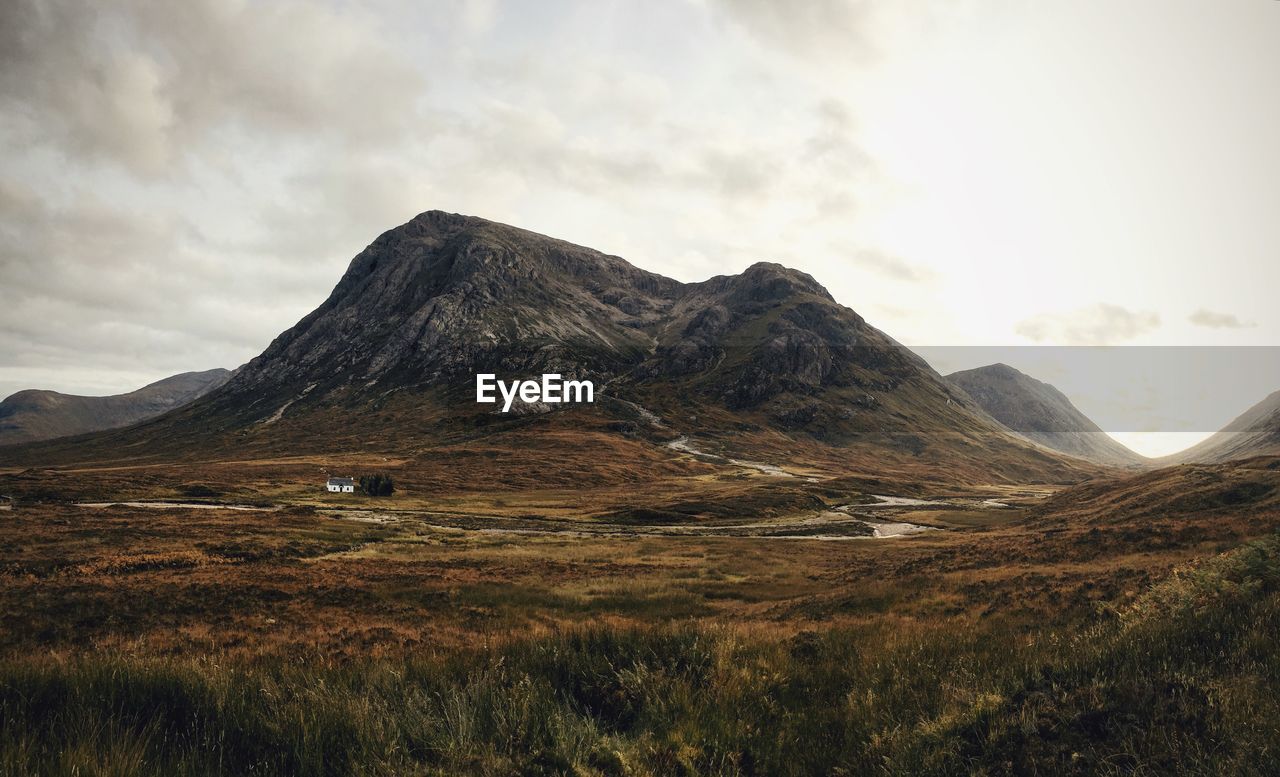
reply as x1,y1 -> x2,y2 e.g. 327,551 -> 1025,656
0,369 -> 231,445
0,212 -> 1094,483
210,210 -> 679,423
1164,390 -> 1280,464
946,363 -> 1146,467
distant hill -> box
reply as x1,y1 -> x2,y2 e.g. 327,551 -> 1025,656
946,363 -> 1146,467
0,369 -> 231,445
1163,390 -> 1280,464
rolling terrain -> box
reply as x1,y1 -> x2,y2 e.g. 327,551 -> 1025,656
1162,389 -> 1280,464
947,362 -> 1147,467
0,368 -> 230,445
1,450 -> 1277,774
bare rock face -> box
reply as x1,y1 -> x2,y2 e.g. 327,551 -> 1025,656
194,211 -> 991,448
0,369 -> 231,445
219,211 -> 680,413
946,363 -> 1147,467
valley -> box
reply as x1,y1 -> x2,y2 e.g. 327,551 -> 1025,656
2,212 -> 1277,774
6,0 -> 1280,770
3,447 -> 1279,774
6,448 -> 1277,657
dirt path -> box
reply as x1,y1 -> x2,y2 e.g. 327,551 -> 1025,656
665,436 -> 796,477
69,492 -> 985,541
75,501 -> 280,512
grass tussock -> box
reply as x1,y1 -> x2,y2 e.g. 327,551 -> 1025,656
3,534 -> 1280,776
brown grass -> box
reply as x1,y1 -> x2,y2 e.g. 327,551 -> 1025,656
2,457 -> 1276,660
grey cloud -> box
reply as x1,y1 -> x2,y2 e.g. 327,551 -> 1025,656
457,96 -> 781,204
692,147 -> 781,201
0,180 -> 325,383
454,92 -> 872,210
839,246 -> 932,283
0,1 -> 173,173
805,99 -> 871,172
805,99 -> 875,219
246,154 -> 446,265
709,0 -> 880,65
0,0 -> 425,176
0,0 -> 435,393
444,97 -> 665,195
1016,304 -> 1161,345
0,1 -> 895,397
1189,308 -> 1254,329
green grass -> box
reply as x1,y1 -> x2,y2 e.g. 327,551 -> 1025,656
3,534 -> 1280,776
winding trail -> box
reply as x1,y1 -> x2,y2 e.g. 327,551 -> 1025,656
69,497 -> 955,542
68,473 -> 1013,542
665,436 -> 796,478
65,395 -> 1015,544
75,501 -> 280,512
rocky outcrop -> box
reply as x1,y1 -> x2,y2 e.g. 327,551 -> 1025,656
219,211 -> 679,410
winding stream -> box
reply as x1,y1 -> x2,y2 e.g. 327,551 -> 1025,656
75,501 -> 280,512
70,489 -> 1008,542
665,436 -> 795,477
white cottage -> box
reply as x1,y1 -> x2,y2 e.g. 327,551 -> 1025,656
326,477 -> 356,493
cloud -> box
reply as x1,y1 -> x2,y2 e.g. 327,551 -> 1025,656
0,0 -> 444,396
708,0 -> 880,65
805,100 -> 872,173
804,99 -> 874,218
0,0 -> 425,176
1016,304 -> 1161,345
0,1 -> 174,173
1188,308 -> 1255,330
838,246 -> 932,282
0,179 -> 333,397
0,0 -> 889,398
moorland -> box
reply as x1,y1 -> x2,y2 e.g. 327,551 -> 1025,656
2,439 -> 1278,776
3,212 -> 1278,775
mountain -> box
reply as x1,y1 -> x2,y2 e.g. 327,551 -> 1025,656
946,363 -> 1146,467
0,369 -> 231,445
0,212 -> 1093,483
211,209 -> 679,419
1163,390 -> 1280,464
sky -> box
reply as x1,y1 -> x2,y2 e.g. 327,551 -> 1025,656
2,0 -> 1278,456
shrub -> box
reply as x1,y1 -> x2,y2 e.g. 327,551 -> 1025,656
357,474 -> 394,497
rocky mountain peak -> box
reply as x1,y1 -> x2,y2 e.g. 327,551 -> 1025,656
220,212 -> 687,404
697,261 -> 835,306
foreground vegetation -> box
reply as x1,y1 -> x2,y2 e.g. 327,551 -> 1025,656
2,533 -> 1278,776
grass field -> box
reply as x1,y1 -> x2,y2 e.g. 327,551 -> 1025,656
1,455 -> 1278,774
2,533 -> 1278,776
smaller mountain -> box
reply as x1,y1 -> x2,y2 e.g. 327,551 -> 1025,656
946,363 -> 1146,467
1163,390 -> 1280,464
0,369 -> 231,446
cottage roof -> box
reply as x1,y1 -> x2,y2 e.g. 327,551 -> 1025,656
327,477 -> 355,486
